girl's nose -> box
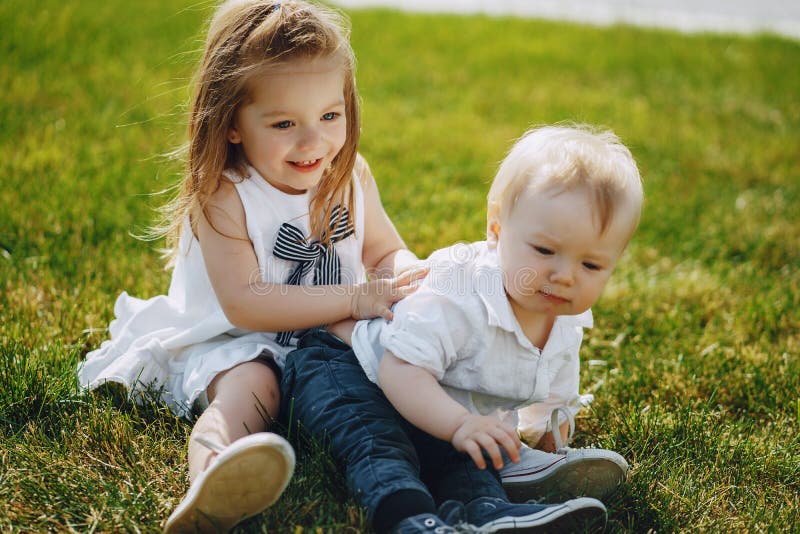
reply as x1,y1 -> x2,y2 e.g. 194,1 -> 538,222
297,126 -> 322,150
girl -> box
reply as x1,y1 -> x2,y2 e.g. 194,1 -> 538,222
78,1 -> 424,532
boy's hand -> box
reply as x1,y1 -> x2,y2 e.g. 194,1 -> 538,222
451,414 -> 522,470
350,267 -> 429,321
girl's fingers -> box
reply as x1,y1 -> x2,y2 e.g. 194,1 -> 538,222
379,306 -> 393,321
393,267 -> 429,287
396,284 -> 422,298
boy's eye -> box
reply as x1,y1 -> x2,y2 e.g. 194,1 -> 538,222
272,120 -> 293,129
322,112 -> 339,121
533,246 -> 553,255
583,262 -> 601,271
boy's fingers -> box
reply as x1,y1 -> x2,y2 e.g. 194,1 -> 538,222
502,424 -> 522,448
463,441 -> 485,470
493,429 -> 521,464
476,434 -> 504,470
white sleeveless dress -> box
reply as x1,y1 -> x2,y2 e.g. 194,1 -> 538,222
78,165 -> 366,418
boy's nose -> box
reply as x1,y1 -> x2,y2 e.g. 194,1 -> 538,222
549,262 -> 575,286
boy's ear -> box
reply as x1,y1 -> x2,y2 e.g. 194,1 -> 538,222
486,201 -> 501,249
228,126 -> 242,144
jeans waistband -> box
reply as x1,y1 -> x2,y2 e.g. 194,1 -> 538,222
296,327 -> 351,351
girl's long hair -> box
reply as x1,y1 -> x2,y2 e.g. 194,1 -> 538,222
157,0 -> 360,262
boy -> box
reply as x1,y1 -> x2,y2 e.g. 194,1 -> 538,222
282,125 -> 643,533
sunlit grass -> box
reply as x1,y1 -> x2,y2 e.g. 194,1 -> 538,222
1,0 -> 798,531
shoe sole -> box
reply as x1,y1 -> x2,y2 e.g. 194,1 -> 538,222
502,451 -> 628,503
478,497 -> 607,533
163,433 -> 295,533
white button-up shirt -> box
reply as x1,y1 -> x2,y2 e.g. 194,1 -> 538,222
351,241 -> 594,445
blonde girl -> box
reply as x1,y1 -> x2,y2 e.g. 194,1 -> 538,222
78,1 -> 424,531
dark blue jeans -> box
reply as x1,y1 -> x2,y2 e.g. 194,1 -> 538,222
280,329 -> 507,525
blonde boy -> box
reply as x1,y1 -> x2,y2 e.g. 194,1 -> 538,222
283,125 -> 643,533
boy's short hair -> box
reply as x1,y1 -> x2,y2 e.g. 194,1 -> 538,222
487,125 -> 644,236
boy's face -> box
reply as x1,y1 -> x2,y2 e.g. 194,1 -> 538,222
488,185 -> 635,325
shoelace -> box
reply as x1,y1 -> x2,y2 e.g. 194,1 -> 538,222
448,523 -> 481,534
524,497 -> 546,505
550,406 -> 576,454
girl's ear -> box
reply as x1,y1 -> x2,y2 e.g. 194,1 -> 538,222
228,126 -> 242,144
486,201 -> 501,249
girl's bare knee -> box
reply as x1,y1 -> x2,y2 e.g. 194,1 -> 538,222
208,360 -> 281,416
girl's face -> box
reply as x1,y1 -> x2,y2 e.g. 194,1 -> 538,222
229,55 -> 347,195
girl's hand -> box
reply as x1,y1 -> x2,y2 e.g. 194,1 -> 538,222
350,267 -> 429,321
451,414 -> 522,470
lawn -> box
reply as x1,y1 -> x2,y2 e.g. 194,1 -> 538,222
1,0 -> 798,532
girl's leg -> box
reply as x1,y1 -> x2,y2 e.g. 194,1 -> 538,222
165,360 -> 293,533
188,360 -> 280,481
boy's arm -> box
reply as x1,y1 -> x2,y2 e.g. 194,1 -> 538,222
378,351 -> 521,469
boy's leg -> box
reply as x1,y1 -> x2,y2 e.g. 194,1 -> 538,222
411,425 -> 607,533
411,424 -> 506,506
501,407 -> 629,502
281,330 -> 437,533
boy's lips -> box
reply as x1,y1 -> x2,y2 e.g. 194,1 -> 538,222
288,158 -> 323,172
540,290 -> 569,303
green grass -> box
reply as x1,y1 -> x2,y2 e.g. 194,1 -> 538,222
1,0 -> 799,531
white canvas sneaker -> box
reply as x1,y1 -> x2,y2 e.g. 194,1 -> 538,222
164,432 -> 295,533
501,408 -> 629,503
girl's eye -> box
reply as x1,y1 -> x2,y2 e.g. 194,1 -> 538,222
272,120 -> 293,129
533,246 -> 553,255
583,262 -> 601,271
322,112 -> 339,121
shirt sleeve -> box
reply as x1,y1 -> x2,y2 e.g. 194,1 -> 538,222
516,326 -> 592,445
379,286 -> 473,380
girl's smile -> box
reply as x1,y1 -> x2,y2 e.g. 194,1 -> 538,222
288,158 -> 323,172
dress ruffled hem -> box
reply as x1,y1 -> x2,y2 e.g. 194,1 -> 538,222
77,292 -> 287,419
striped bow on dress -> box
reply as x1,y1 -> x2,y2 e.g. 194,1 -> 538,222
272,205 -> 354,346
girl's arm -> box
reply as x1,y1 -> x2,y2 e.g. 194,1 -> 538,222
357,157 -> 421,278
378,351 -> 521,470
323,157 -> 423,345
196,179 -> 424,332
